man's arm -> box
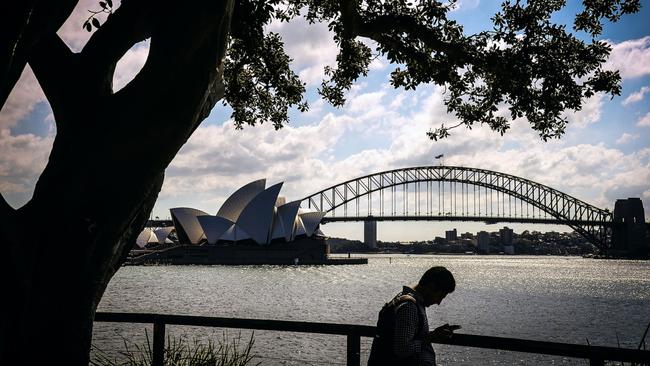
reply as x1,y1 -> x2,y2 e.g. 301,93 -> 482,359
393,301 -> 422,358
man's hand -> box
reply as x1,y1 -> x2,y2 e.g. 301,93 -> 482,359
427,324 -> 461,342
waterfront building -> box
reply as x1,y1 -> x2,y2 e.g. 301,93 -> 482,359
477,231 -> 490,254
500,226 -> 515,254
170,179 -> 326,246
461,232 -> 474,240
500,227 -> 514,246
127,179 -> 355,265
445,228 -> 458,241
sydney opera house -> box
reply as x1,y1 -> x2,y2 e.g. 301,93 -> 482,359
128,179 -> 365,265
171,179 -> 326,246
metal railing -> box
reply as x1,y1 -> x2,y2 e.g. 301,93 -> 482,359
95,312 -> 650,366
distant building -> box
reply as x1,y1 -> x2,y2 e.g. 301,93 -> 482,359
500,227 -> 513,246
500,226 -> 515,254
461,232 -> 474,240
477,231 -> 490,254
434,236 -> 447,245
364,220 -> 377,249
445,228 -> 458,241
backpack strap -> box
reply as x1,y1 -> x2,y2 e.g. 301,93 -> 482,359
395,294 -> 416,305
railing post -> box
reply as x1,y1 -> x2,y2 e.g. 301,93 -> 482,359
347,330 -> 361,366
153,321 -> 165,366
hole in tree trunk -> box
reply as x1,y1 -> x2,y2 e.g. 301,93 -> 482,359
0,65 -> 55,209
113,39 -> 151,92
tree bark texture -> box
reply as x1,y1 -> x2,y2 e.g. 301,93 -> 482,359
0,1 -> 234,364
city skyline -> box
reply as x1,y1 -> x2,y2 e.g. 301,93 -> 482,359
1,0 -> 649,241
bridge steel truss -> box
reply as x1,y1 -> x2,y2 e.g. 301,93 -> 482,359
302,166 -> 613,251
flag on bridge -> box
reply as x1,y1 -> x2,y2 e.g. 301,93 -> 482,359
435,154 -> 444,159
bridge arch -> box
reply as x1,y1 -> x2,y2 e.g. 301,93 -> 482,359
302,166 -> 613,250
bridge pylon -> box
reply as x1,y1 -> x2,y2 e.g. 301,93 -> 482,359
363,219 -> 377,249
612,198 -> 649,257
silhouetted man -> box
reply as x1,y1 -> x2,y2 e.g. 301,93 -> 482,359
368,266 -> 458,366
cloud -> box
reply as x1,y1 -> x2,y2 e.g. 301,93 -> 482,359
267,17 -> 337,86
606,36 -> 650,79
562,93 -> 604,128
0,129 -> 54,206
637,112 -> 650,127
161,111 -> 348,199
622,86 -> 650,106
0,66 -> 46,130
616,132 -> 639,144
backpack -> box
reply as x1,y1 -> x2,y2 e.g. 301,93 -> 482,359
367,293 -> 418,366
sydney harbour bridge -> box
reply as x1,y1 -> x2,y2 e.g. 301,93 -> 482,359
300,166 -> 647,254
146,165 -> 647,254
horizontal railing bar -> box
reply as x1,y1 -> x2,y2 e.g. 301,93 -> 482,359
95,312 -> 650,363
95,312 -> 375,337
437,334 -> 649,363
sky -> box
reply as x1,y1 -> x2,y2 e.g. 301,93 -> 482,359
1,0 -> 649,241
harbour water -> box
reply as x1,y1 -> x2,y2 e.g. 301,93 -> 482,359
93,255 -> 650,365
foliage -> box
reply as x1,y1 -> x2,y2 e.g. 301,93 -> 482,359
90,331 -> 259,366
216,0 -> 639,140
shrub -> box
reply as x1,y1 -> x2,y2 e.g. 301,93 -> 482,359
91,330 -> 259,366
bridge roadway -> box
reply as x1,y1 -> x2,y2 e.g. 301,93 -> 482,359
320,215 -> 611,226
147,216 -> 610,228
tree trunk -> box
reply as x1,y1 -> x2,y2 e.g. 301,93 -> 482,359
0,0 -> 234,363
1,168 -> 163,364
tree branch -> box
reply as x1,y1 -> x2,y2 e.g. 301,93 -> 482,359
338,0 -> 359,38
0,0 -> 77,108
81,0 -> 153,94
194,62 -> 225,133
29,34 -> 76,128
115,0 -> 233,140
356,15 -> 471,63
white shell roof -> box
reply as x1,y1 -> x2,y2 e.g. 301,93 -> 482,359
216,179 -> 266,222
278,200 -> 301,241
299,211 -> 327,236
153,227 -> 174,244
135,229 -> 157,248
294,217 -> 307,238
270,208 -> 285,240
197,215 -> 234,245
236,182 -> 283,245
220,224 -> 251,241
170,207 -> 209,244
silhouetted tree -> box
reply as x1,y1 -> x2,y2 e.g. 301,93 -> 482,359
0,0 -> 639,364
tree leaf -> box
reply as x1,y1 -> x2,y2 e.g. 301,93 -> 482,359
92,18 -> 100,28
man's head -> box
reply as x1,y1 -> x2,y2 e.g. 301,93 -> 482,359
415,266 -> 455,307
